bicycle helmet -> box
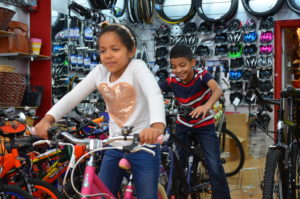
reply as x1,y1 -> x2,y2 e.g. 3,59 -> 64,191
245,89 -> 256,104
259,44 -> 273,55
198,21 -> 213,34
155,36 -> 169,46
155,58 -> 168,68
214,33 -> 227,44
228,32 -> 242,43
156,69 -> 169,80
155,47 -> 168,58
183,22 -> 197,35
230,81 -> 244,91
245,56 -> 257,68
243,44 -> 257,56
259,68 -> 272,79
230,57 -> 244,69
228,44 -> 243,58
230,92 -> 243,105
243,19 -> 256,32
228,19 -> 243,33
243,31 -> 257,43
259,17 -> 274,30
170,24 -> 183,36
156,24 -> 170,36
260,31 -> 273,43
243,69 -> 252,80
259,80 -> 273,92
214,21 -> 228,34
215,45 -> 228,57
258,56 -> 273,67
195,45 -> 211,57
229,69 -> 244,80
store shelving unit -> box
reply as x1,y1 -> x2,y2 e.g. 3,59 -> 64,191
0,52 -> 50,60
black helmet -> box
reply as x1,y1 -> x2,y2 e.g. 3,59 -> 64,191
156,24 -> 170,36
228,19 -> 243,32
198,21 -> 213,34
183,22 -> 197,34
259,17 -> 274,30
243,19 -> 256,32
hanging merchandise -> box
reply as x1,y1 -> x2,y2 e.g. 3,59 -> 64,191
260,31 -> 273,43
259,44 -> 273,55
243,31 -> 257,43
214,33 -> 227,44
241,0 -> 284,17
259,68 -> 273,79
215,45 -> 228,57
287,0 -> 300,14
245,56 -> 257,68
228,44 -> 243,58
156,69 -> 169,81
243,19 -> 256,32
230,81 -> 244,91
113,0 -> 127,17
183,22 -> 197,35
245,90 -> 255,104
155,47 -> 168,58
83,50 -> 91,72
259,80 -> 273,92
156,24 -> 170,36
195,45 -> 211,57
84,21 -> 94,42
155,58 -> 168,68
243,69 -> 252,80
228,19 -> 243,33
243,44 -> 257,56
229,69 -> 244,80
229,92 -> 243,105
155,0 -> 196,24
196,0 -> 238,22
198,21 -> 213,35
214,21 -> 228,34
170,24 -> 183,36
259,17 -> 274,31
155,36 -> 169,46
88,0 -> 115,9
230,57 -> 244,69
227,32 -> 242,43
258,56 -> 273,67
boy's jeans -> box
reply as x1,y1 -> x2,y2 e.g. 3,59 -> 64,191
175,124 -> 231,199
99,145 -> 161,199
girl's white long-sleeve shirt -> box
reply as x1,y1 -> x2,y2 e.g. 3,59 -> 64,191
47,59 -> 166,143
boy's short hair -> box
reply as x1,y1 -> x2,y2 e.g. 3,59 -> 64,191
170,45 -> 194,60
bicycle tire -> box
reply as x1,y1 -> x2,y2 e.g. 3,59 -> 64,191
18,179 -> 65,199
262,148 -> 287,199
291,143 -> 300,199
219,128 -> 245,176
287,0 -> 300,14
190,160 -> 211,199
1,184 -> 33,199
241,0 -> 284,17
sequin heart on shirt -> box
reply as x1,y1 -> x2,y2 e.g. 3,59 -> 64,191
98,82 -> 136,128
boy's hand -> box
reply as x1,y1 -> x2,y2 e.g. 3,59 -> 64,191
189,105 -> 211,119
139,128 -> 164,144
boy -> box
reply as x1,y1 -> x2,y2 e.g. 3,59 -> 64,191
159,45 -> 231,199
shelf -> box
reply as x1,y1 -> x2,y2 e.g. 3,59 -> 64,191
0,52 -> 50,60
0,30 -> 14,37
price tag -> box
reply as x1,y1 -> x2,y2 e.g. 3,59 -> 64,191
233,97 -> 240,106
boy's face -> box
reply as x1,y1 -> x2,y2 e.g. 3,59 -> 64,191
170,57 -> 196,83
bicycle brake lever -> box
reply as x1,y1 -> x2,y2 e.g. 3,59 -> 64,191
132,146 -> 155,156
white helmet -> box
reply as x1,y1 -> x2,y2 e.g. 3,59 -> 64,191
170,24 -> 183,36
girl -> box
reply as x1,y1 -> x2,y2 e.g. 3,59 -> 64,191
34,23 -> 166,198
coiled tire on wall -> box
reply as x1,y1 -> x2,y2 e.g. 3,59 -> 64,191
196,0 -> 238,22
241,0 -> 284,18
287,0 -> 300,15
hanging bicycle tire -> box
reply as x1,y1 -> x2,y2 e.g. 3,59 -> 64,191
18,179 -> 65,199
1,184 -> 33,199
112,0 -> 127,17
155,0 -> 196,24
291,143 -> 300,199
241,0 -> 284,18
287,0 -> 300,14
196,0 -> 238,22
262,148 -> 287,199
219,128 -> 245,177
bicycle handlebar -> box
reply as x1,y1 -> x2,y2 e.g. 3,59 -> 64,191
280,85 -> 300,98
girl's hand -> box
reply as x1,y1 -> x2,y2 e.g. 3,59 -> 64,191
139,128 -> 164,144
34,115 -> 55,139
189,104 -> 211,119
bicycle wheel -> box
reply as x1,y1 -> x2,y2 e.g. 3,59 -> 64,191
190,160 -> 212,199
18,179 -> 65,199
262,148 -> 287,199
291,143 -> 300,198
1,184 -> 33,199
218,128 -> 245,176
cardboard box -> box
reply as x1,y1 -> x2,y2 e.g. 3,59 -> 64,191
223,136 -> 249,162
225,113 -> 249,139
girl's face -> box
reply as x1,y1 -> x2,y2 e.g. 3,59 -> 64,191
99,32 -> 135,78
170,57 -> 195,84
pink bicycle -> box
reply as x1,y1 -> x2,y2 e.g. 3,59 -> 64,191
34,127 -> 167,199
